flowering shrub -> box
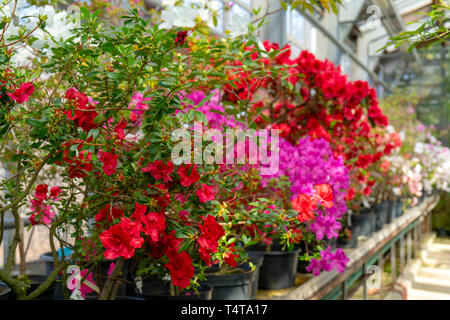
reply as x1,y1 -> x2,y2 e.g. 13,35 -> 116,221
217,41 -> 393,204
380,90 -> 450,204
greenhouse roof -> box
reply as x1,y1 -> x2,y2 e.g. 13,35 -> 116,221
393,0 -> 434,15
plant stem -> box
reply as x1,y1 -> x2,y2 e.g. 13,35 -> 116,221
98,257 -> 124,300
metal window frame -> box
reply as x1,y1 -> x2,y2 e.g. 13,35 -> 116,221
295,7 -> 394,92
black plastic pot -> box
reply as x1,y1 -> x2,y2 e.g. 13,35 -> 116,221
247,243 -> 301,290
324,237 -> 337,250
374,202 -> 389,231
0,282 -> 11,300
86,295 -> 146,300
200,262 -> 255,300
386,200 -> 396,224
247,252 -> 264,300
351,209 -> 375,240
136,281 -> 213,300
395,198 -> 404,217
297,259 -> 311,273
92,259 -> 133,297
25,275 -> 56,300
437,228 -> 447,238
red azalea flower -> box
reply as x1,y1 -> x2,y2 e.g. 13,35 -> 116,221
66,150 -> 93,179
291,193 -> 317,223
355,154 -> 372,169
99,217 -> 144,260
372,152 -> 383,163
177,164 -> 200,187
196,184 -> 217,203
8,82 -> 34,103
131,202 -> 148,221
374,114 -> 389,127
65,88 -> 98,132
150,183 -> 171,212
314,184 -> 333,208
142,160 -> 174,182
224,243 -> 239,268
113,120 -> 127,140
197,215 -> 225,265
384,143 -> 394,156
99,150 -> 119,176
363,186 -> 372,196
141,211 -> 167,243
34,184 -> 48,201
164,250 -> 194,289
175,30 -> 189,46
95,204 -> 124,224
345,188 -> 356,201
49,186 -> 62,199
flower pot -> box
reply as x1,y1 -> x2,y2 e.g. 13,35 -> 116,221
351,209 -> 375,240
297,259 -> 311,273
395,198 -> 403,217
0,282 -> 11,301
92,259 -> 133,297
201,263 -> 255,300
374,202 -> 389,231
247,252 -> 264,300
136,281 -> 213,300
25,275 -> 56,300
386,200 -> 396,224
437,227 -> 447,238
87,295 -> 146,300
247,242 -> 301,290
324,237 -> 337,250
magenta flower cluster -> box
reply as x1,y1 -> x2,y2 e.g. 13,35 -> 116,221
182,90 -> 240,129
306,247 -> 349,276
265,136 -> 350,240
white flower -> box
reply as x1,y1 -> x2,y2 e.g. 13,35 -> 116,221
159,4 -> 197,29
208,0 -> 222,11
198,8 -> 210,21
414,163 -> 422,173
9,45 -> 35,67
386,125 -> 395,134
226,12 -> 249,38
414,142 -> 424,154
161,0 -> 176,6
0,0 -> 28,18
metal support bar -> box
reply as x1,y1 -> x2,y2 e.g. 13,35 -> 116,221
407,231 -> 412,264
378,250 -> 384,293
414,224 -> 419,258
363,263 -> 368,300
399,235 -> 405,271
390,240 -> 396,280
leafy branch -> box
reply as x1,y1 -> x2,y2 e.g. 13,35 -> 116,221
378,1 -> 450,53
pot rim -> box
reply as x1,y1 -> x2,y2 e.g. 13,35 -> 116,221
0,282 -> 11,296
136,283 -> 213,298
246,247 -> 302,256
